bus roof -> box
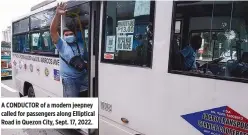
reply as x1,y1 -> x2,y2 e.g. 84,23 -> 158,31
12,0 -> 58,23
31,0 -> 56,11
12,0 -> 89,23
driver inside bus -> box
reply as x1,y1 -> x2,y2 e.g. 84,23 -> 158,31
50,2 -> 88,97
180,35 -> 202,71
179,35 -> 213,75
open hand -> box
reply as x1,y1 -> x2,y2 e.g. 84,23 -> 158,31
56,2 -> 67,15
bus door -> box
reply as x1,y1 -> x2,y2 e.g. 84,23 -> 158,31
63,1 -> 100,98
87,2 -> 101,134
98,1 -> 156,135
88,1 -> 100,99
63,1 -> 100,134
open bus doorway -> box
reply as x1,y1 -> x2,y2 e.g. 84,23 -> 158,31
61,1 -> 98,99
63,2 -> 90,98
62,1 -> 100,134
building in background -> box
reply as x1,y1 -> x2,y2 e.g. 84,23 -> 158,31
1,26 -> 12,79
2,26 -> 11,42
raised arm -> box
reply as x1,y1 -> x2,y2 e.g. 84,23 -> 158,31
50,2 -> 67,45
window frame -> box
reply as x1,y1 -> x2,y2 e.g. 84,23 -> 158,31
29,29 -> 58,57
12,17 -> 30,54
12,7 -> 59,58
12,17 -> 30,35
30,8 -> 56,31
168,1 -> 248,84
100,1 -> 156,68
12,32 -> 30,54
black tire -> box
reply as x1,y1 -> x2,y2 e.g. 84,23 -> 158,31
28,86 -> 35,97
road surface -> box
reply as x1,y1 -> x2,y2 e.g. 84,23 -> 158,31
1,79 -> 83,135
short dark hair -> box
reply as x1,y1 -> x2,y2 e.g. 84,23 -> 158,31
63,24 -> 75,35
63,29 -> 75,35
190,35 -> 202,50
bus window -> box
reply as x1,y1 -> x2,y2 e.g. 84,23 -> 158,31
12,34 -> 30,53
13,18 -> 29,34
101,1 -> 155,67
30,8 -> 55,30
30,31 -> 56,55
169,1 -> 248,82
29,8 -> 58,56
42,31 -> 55,51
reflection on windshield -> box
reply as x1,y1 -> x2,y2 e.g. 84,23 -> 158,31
13,18 -> 29,34
30,31 -> 57,56
170,1 -> 248,80
31,9 -> 55,30
220,50 -> 237,62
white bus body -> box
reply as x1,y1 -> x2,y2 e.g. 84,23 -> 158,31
11,1 -> 248,135
11,0 -> 95,134
12,0 -> 94,98
97,1 -> 248,135
11,1 -> 61,97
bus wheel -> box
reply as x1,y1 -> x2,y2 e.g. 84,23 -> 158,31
28,86 -> 35,97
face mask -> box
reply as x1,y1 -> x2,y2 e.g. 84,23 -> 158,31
64,35 -> 75,43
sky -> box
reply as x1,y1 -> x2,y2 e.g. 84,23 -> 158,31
0,0 -> 44,41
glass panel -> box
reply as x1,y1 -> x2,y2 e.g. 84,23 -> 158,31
30,31 -> 56,55
30,9 -> 55,30
42,31 -> 53,51
13,18 -> 29,34
101,1 -> 154,67
227,1 -> 248,79
31,33 -> 41,50
170,1 -> 248,80
12,34 -> 29,53
171,1 -> 215,72
190,31 -> 212,61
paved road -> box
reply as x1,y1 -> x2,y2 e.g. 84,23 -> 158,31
1,79 -> 19,97
1,79 -> 83,135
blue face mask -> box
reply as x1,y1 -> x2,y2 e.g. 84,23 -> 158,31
64,35 -> 75,43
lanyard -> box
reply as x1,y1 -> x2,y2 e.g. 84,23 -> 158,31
68,42 -> 81,56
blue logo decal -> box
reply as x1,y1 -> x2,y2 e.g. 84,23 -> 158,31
53,69 -> 60,81
182,106 -> 248,135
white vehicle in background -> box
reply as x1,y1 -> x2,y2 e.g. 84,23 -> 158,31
11,0 -> 248,135
11,0 -> 96,98
11,0 -> 99,134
